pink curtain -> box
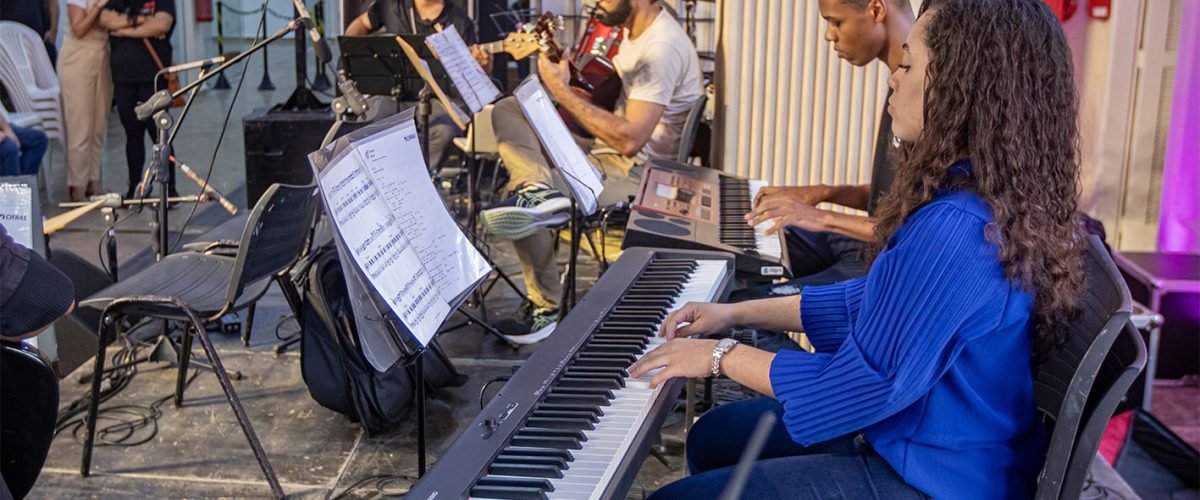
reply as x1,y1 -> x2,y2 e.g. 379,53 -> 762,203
1158,0 -> 1200,253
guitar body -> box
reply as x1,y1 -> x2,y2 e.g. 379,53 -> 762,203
1,341 -> 59,499
558,14 -> 624,138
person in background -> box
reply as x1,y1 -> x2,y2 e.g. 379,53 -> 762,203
344,0 -> 493,173
59,0 -> 113,202
0,0 -> 60,65
733,0 -> 914,303
633,0 -> 1084,497
98,0 -> 177,200
0,113 -> 48,177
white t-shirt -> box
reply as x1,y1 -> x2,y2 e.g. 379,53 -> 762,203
610,7 -> 703,161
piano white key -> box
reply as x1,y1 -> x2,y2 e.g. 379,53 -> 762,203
746,180 -> 784,260
543,260 -> 730,500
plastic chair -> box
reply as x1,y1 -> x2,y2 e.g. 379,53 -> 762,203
0,103 -> 41,128
78,183 -> 320,498
1034,236 -> 1148,499
0,22 -> 61,99
0,52 -> 62,138
675,94 -> 708,164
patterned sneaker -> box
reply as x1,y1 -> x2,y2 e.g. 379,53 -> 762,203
500,307 -> 559,345
481,185 -> 572,241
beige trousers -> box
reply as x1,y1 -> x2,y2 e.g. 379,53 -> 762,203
57,30 -> 112,187
491,96 -> 641,310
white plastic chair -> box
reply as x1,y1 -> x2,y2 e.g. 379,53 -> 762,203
0,51 -> 63,140
0,22 -> 61,101
0,102 -> 42,129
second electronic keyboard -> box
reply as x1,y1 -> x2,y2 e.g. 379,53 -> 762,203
407,248 -> 736,500
622,159 -> 790,280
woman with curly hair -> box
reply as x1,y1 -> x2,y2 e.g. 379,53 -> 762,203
632,0 -> 1084,497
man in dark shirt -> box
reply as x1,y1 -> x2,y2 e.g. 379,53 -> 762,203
344,0 -> 493,172
0,0 -> 60,65
732,0 -> 914,304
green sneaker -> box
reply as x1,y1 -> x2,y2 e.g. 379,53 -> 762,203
481,185 -> 572,241
499,307 -> 559,345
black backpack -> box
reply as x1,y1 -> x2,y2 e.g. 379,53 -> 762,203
298,243 -> 465,435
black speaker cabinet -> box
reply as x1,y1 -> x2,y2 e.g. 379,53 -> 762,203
242,107 -> 367,207
48,249 -> 114,377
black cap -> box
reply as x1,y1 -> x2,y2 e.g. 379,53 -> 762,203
1,241 -> 75,339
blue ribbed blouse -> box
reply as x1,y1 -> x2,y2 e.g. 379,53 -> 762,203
769,189 -> 1047,499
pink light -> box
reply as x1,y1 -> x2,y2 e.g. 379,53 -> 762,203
1158,0 -> 1200,253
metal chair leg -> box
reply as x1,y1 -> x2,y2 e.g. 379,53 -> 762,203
175,322 -> 194,407
80,313 -> 117,477
191,317 -> 284,497
242,303 -> 256,347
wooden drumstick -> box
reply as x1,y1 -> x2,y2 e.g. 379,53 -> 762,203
171,156 -> 239,215
43,195 -> 108,235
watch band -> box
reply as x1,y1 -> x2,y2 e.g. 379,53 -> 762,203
710,338 -> 739,377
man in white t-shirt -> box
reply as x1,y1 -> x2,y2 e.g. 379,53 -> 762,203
482,0 -> 702,343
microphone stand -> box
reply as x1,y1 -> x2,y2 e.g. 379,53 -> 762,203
135,18 -> 310,259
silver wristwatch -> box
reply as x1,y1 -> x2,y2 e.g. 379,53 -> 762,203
710,338 -> 739,377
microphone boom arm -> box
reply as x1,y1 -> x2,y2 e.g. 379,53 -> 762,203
135,18 -> 306,121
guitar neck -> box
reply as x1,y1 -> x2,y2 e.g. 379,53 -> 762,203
480,40 -> 507,54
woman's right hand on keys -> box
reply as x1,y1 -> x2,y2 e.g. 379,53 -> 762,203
660,302 -> 741,340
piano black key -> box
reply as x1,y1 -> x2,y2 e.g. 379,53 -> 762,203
532,403 -> 605,417
525,416 -> 595,431
469,484 -> 548,500
488,463 -> 565,479
475,476 -> 556,494
501,446 -> 576,461
530,409 -> 603,422
549,386 -> 615,399
510,433 -> 583,450
578,344 -> 643,355
493,453 -> 570,470
543,392 -> 612,406
556,376 -> 624,390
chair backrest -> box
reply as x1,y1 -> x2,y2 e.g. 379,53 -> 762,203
225,183 -> 320,303
0,22 -> 58,91
1034,236 -> 1147,500
470,103 -> 500,156
675,94 -> 708,163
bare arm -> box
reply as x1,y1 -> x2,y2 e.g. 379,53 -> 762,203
659,295 -> 803,340
68,1 -> 109,39
539,56 -> 661,157
45,0 -> 60,42
98,9 -> 134,30
825,184 -> 872,211
818,211 -> 877,241
110,11 -> 172,38
344,12 -> 373,36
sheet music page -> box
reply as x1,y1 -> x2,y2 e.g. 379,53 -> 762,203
424,25 -> 501,114
513,76 -> 604,215
351,117 -> 492,305
316,149 -> 450,348
396,35 -> 469,130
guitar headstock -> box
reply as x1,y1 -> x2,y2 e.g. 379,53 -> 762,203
501,31 -> 541,60
528,12 -> 567,62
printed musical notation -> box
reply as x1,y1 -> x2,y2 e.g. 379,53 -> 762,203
315,115 -> 490,354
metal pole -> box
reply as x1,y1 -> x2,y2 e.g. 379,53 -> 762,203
258,5 -> 276,91
214,1 -> 231,89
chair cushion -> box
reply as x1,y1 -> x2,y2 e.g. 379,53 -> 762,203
80,253 -> 259,319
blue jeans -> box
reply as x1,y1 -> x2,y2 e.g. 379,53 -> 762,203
0,125 -> 48,176
650,398 -> 927,500
729,227 -> 867,303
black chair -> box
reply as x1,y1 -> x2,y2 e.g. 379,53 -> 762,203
675,94 -> 708,164
1034,236 -> 1148,499
78,183 -> 319,498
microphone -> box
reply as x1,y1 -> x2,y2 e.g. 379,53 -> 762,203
162,51 -> 240,74
291,0 -> 332,64
134,89 -> 175,121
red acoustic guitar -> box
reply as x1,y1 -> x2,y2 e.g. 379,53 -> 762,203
532,13 -> 624,138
